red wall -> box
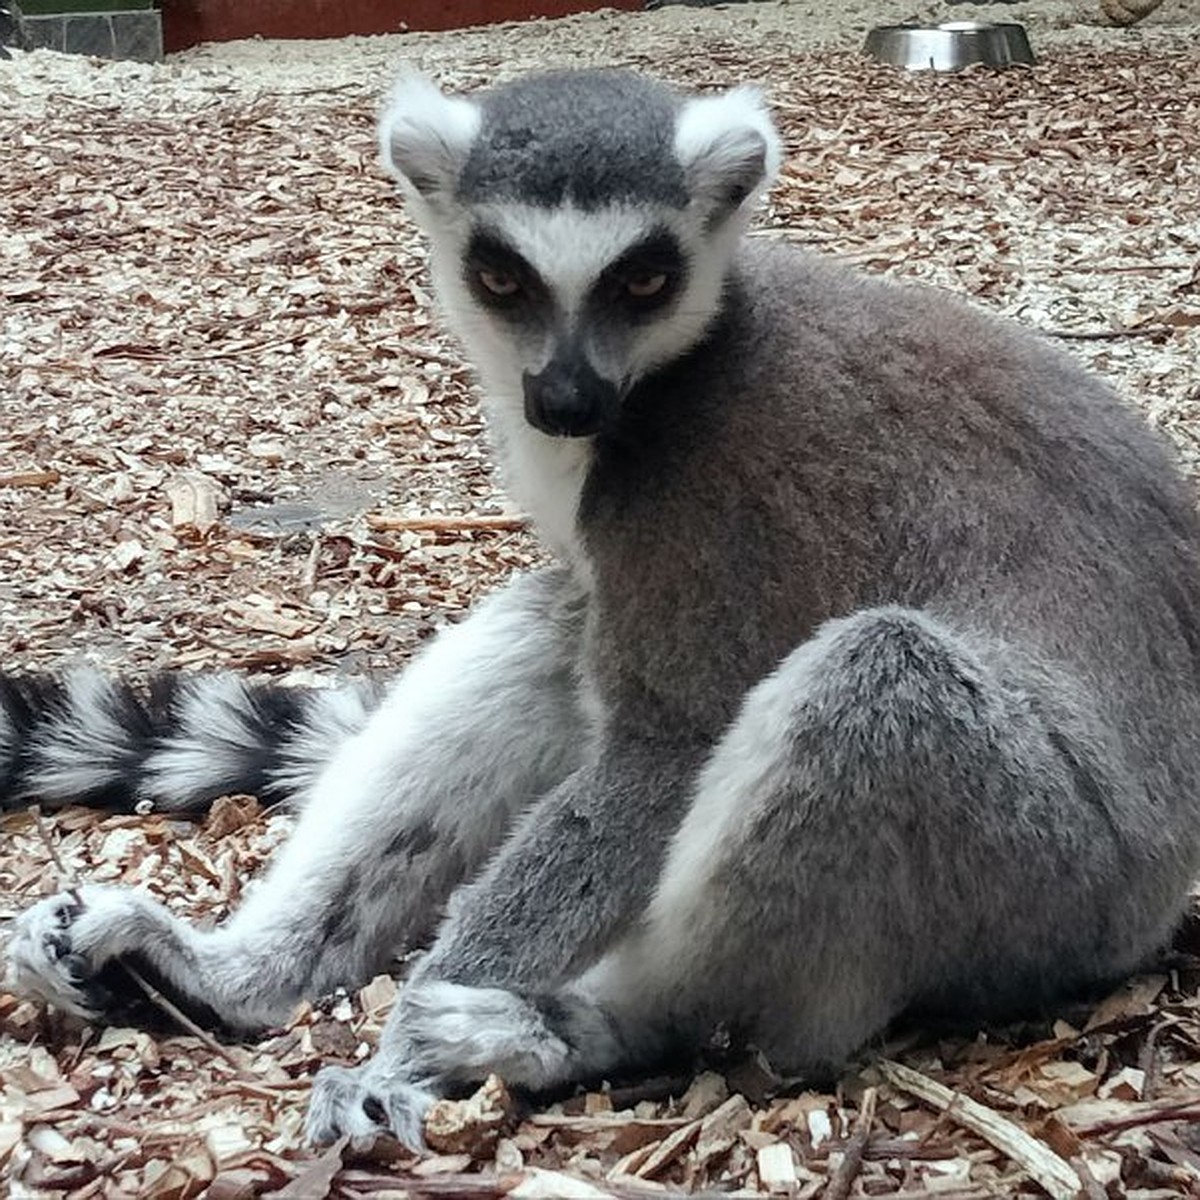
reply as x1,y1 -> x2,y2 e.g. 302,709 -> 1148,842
163,0 -> 643,52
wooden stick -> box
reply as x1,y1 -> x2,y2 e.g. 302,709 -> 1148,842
32,806 -> 71,884
0,469 -> 61,488
366,513 -> 527,533
1042,324 -> 1174,341
825,1086 -> 877,1200
878,1060 -> 1082,1200
1069,1095 -> 1200,1137
119,962 -> 243,1071
334,1168 -> 682,1198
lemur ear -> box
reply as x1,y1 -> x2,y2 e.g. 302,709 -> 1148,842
674,85 -> 782,216
379,72 -> 481,203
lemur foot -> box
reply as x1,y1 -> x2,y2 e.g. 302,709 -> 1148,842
402,981 -> 574,1087
306,1063 -> 436,1149
5,885 -> 138,1018
304,984 -> 576,1148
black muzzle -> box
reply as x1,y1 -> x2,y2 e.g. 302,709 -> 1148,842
523,352 -> 619,438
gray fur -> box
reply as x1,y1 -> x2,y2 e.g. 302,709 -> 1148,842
8,68 -> 1200,1152
459,70 -> 687,209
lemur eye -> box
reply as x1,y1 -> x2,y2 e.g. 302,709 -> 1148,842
479,270 -> 521,297
626,273 -> 668,299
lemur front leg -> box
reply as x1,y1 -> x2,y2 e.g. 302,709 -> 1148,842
306,742 -> 701,1143
6,569 -> 589,1032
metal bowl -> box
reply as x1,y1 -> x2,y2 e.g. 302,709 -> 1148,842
864,21 -> 1035,71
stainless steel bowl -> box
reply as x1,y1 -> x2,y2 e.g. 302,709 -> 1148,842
864,21 -> 1035,71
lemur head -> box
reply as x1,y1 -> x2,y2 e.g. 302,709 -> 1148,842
379,69 -> 781,438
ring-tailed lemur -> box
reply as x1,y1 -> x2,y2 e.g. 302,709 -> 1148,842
6,67 -> 1200,1149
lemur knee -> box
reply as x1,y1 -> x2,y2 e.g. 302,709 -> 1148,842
804,606 -> 994,731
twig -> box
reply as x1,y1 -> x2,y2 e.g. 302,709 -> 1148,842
1069,1095 -> 1200,1137
1072,261 -> 1196,275
32,806 -> 72,885
1042,324 -> 1175,341
825,1086 -> 876,1200
877,1060 -> 1082,1200
0,469 -> 60,488
366,512 -> 527,533
1138,1019 -> 1167,1101
399,343 -> 468,369
281,82 -> 364,98
301,532 -> 323,591
119,962 -> 243,1071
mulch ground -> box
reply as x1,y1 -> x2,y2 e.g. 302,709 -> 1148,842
2,2 -> 1200,1195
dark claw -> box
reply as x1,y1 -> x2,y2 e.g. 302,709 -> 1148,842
82,989 -> 113,1012
62,952 -> 93,983
46,933 -> 72,961
78,979 -> 115,1013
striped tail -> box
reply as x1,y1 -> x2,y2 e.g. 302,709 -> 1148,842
0,670 -> 381,814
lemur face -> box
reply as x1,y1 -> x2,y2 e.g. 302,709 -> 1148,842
380,70 -> 780,438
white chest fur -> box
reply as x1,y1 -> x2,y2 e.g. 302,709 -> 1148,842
487,399 -> 594,568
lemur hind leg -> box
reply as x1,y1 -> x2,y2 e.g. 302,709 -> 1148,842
314,605 -> 1154,1144
601,605 -> 1153,1077
6,569 -> 590,1032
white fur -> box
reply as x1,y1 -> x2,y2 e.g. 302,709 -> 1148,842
5,884 -> 201,1018
24,669 -> 133,801
673,85 -> 783,204
306,1065 -> 435,1148
206,573 -> 584,1013
379,71 -> 481,208
568,630 -> 848,1039
479,203 -> 656,322
270,681 -> 379,801
487,417 -> 594,570
241,584 -> 565,921
137,676 -> 266,807
571,634 -> 831,1018
647,629 -> 839,942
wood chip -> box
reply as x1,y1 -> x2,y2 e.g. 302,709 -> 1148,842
164,471 -> 225,537
756,1141 -> 798,1193
508,1168 -> 614,1198
424,1074 -> 513,1157
878,1059 -> 1083,1200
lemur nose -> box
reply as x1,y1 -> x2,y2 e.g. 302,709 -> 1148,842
523,354 -> 618,438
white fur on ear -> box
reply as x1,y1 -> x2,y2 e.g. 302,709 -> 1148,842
378,72 -> 481,201
673,85 -> 782,212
